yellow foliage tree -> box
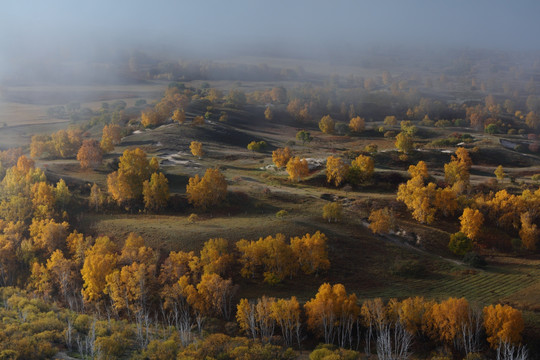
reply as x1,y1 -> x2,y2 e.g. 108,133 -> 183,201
322,202 -> 342,223
286,157 -> 309,182
186,168 -> 227,210
395,132 -> 414,153
77,139 -> 103,169
326,156 -> 349,187
483,304 -> 524,348
190,141 -> 204,158
172,108 -> 186,124
459,208 -> 484,241
272,147 -> 292,168
349,116 -> 365,133
100,124 -> 122,152
142,172 -> 170,212
107,148 -> 159,205
494,165 -> 506,182
368,207 -> 395,234
519,211 -> 538,251
348,154 -> 374,184
319,115 -> 335,134
200,238 -> 234,276
290,231 -> 330,274
81,236 -> 117,302
305,283 -> 360,345
424,297 -> 470,344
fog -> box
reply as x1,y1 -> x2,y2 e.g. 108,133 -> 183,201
1,0 -> 540,83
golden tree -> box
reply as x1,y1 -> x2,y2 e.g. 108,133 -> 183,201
264,106 -> 273,121
290,231 -> 330,274
519,211 -> 538,251
444,147 -> 472,193
434,187 -> 459,217
107,148 -> 159,205
326,156 -> 349,186
270,297 -> 302,347
494,165 -> 506,182
368,207 -> 395,234
322,202 -> 342,223
172,108 -> 186,124
186,168 -> 227,210
81,236 -> 117,302
395,132 -> 413,153
286,157 -> 309,182
142,172 -> 170,212
483,304 -> 524,348
272,147 -> 292,168
349,116 -> 365,133
190,141 -> 204,158
384,116 -> 397,126
89,183 -> 104,212
192,115 -> 205,126
29,218 -> 69,256
319,115 -> 335,134
424,297 -> 470,344
100,124 -> 122,152
348,154 -> 374,184
397,162 -> 438,224
77,139 -> 103,169
141,109 -> 162,128
459,208 -> 484,241
200,238 -> 234,276
305,283 -> 360,345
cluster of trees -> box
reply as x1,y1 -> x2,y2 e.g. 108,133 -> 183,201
30,129 -> 83,159
140,86 -> 190,128
236,231 -> 330,284
237,284 -> 526,359
106,148 -> 167,210
396,148 -> 540,252
326,154 -> 375,187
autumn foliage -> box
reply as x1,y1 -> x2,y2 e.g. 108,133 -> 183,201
186,168 -> 227,210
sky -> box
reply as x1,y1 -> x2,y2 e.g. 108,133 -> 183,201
1,0 -> 540,72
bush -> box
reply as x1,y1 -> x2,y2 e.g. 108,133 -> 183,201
448,232 -> 473,256
276,209 -> 288,218
392,260 -> 427,278
247,141 -> 268,152
463,252 -> 487,268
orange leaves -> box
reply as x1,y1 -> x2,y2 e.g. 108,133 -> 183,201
519,211 -> 538,251
272,147 -> 292,168
326,156 -> 349,187
305,283 -> 359,345
424,297 -> 470,343
100,124 -> 122,153
368,207 -> 394,234
142,172 -> 170,212
236,232 -> 329,284
190,141 -> 204,158
186,168 -> 227,210
483,304 -> 524,348
349,116 -> 365,133
290,231 -> 330,274
81,236 -> 117,302
319,115 -> 335,134
107,148 -> 161,206
286,157 -> 309,182
459,208 -> 484,241
77,139 -> 103,169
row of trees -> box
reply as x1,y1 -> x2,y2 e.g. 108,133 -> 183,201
238,283 -> 526,358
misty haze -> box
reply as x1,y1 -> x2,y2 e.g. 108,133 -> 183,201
0,1 -> 539,359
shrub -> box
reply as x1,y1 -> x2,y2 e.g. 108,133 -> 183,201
463,252 -> 487,268
188,213 -> 199,223
392,260 -> 427,278
247,141 -> 268,152
448,232 -> 473,256
276,209 -> 288,218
